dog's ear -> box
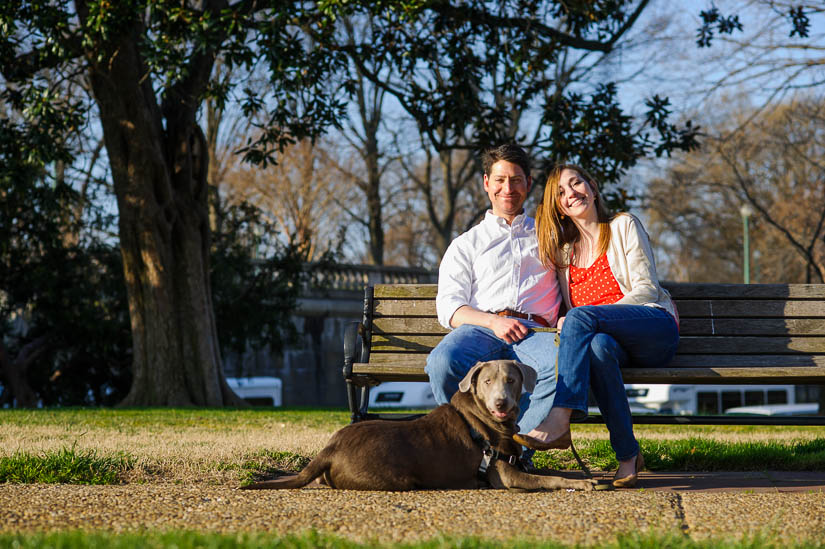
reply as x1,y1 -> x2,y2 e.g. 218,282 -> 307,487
513,361 -> 537,393
458,362 -> 486,393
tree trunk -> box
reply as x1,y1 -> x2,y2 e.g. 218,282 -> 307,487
0,337 -> 44,407
81,10 -> 241,407
364,136 -> 384,265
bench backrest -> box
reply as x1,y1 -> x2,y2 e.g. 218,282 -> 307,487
353,283 -> 825,385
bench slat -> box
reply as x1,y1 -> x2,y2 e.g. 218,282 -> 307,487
665,283 -> 825,300
353,358 -> 825,384
371,318 -> 825,337
374,299 -> 437,316
678,318 -> 825,336
373,318 -> 446,334
621,367 -> 825,384
369,334 -> 825,354
374,298 -> 825,318
364,353 -> 825,368
373,284 -> 438,298
372,283 -> 825,300
676,336 -> 825,354
672,300 -> 825,318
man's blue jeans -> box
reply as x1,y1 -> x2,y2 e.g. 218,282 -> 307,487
555,304 -> 679,461
425,323 -> 559,433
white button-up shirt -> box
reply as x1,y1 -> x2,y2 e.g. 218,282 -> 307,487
436,211 -> 562,329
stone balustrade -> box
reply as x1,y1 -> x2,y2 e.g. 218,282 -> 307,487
307,263 -> 437,293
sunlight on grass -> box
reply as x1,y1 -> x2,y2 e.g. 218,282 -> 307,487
0,446 -> 132,484
1,408 -> 823,483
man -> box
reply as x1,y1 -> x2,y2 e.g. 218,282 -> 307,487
426,143 -> 562,435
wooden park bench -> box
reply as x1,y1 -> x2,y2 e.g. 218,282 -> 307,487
342,283 -> 825,426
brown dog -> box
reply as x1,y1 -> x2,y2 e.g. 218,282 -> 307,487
241,359 -> 596,491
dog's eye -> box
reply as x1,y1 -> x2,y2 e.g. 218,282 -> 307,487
484,378 -> 492,385
506,377 -> 515,384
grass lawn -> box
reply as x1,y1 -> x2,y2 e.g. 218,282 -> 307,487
2,408 -> 825,549
0,407 -> 823,485
1,530 -> 824,549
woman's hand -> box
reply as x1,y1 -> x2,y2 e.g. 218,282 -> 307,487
556,316 -> 566,332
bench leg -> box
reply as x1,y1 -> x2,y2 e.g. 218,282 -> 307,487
347,381 -> 374,423
358,386 -> 371,420
346,380 -> 362,423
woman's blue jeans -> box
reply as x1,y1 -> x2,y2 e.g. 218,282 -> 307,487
425,323 -> 559,434
554,304 -> 679,461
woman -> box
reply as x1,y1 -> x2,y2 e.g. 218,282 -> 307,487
514,164 -> 679,488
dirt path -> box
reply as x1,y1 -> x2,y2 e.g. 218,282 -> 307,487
2,482 -> 824,545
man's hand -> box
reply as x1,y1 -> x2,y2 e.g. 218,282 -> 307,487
449,305 -> 531,344
490,315 -> 529,344
557,316 -> 566,332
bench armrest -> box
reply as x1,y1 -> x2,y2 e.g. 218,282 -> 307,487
342,321 -> 366,380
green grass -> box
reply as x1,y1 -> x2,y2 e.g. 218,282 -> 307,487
0,407 -> 352,431
230,449 -> 311,484
3,408 -> 824,483
0,445 -> 133,484
532,437 -> 825,472
0,530 -> 823,549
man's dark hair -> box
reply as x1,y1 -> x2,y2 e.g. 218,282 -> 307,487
482,144 -> 531,178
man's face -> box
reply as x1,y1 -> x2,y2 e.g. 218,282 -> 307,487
483,160 -> 531,223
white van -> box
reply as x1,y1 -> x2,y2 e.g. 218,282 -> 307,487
368,382 -> 437,409
623,383 -> 796,415
226,376 -> 283,406
724,403 -> 819,416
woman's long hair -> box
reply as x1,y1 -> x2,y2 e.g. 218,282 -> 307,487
536,164 -> 615,270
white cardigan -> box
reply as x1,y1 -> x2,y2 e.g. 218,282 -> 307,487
558,213 -> 676,318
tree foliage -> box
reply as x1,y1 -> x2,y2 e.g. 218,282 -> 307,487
330,0 -> 699,205
646,94 -> 825,284
0,119 -> 132,406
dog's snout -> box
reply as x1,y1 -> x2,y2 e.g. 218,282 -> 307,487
493,397 -> 508,411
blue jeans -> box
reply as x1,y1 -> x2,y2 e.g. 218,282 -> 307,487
554,304 -> 679,461
425,323 -> 559,433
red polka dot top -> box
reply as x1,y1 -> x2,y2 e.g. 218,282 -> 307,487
569,253 -> 624,307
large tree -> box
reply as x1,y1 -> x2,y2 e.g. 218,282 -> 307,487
2,0 -> 348,406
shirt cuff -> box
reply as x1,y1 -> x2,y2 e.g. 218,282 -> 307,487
436,297 -> 468,330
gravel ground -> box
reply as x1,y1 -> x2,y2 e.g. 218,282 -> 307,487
2,483 -> 824,546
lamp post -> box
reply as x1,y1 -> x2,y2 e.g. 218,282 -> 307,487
740,204 -> 754,284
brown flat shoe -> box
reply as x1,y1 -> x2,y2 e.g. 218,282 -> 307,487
513,429 -> 572,451
612,452 -> 645,488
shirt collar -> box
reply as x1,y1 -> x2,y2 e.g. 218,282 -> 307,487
484,210 -> 528,227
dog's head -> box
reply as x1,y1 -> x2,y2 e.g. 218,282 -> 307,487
457,360 -> 537,423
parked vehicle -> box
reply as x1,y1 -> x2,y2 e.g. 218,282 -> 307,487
367,382 -> 437,409
724,403 -> 819,416
226,376 -> 282,406
366,381 -> 812,417
623,383 -> 797,415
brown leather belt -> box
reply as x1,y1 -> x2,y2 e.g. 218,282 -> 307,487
494,309 -> 551,328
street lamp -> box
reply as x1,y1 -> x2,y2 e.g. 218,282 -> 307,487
740,204 -> 754,284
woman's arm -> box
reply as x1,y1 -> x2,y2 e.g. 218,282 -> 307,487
614,214 -> 661,306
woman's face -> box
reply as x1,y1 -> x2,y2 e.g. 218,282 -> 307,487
557,168 -> 597,222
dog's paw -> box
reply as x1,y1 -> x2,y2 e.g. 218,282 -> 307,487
572,478 -> 601,491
